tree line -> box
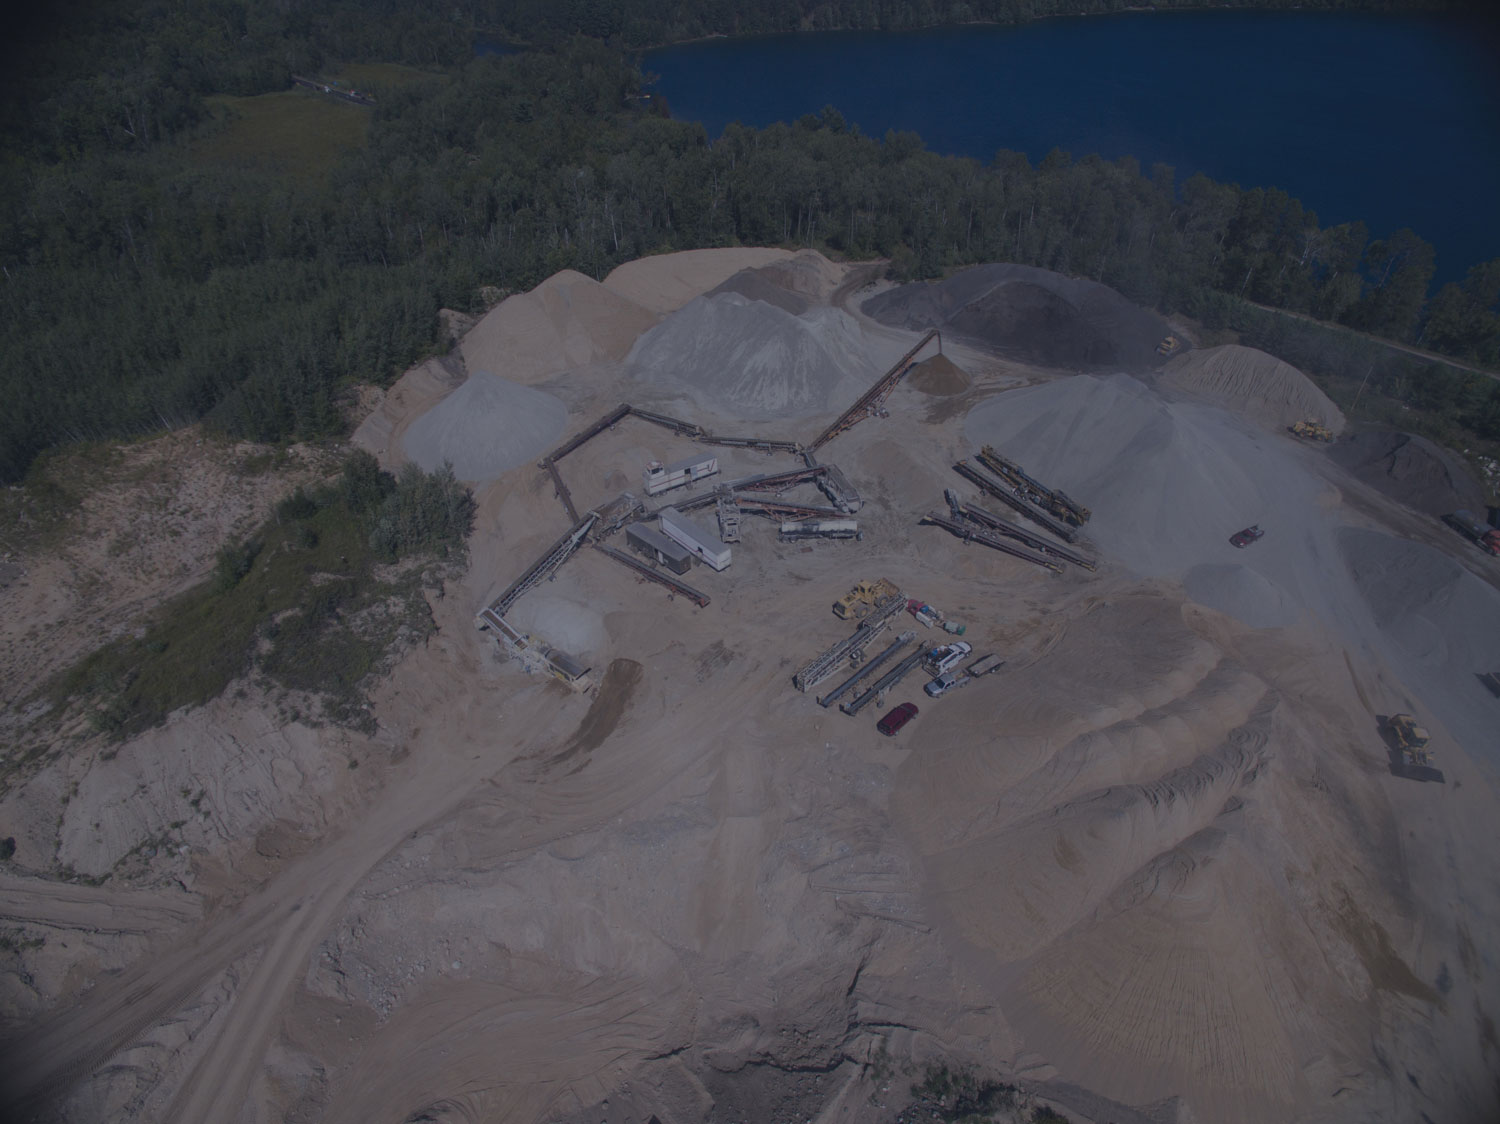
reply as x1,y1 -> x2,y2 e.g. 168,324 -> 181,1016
1,2 -> 1496,484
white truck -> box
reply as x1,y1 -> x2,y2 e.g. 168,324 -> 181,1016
924,641 -> 972,676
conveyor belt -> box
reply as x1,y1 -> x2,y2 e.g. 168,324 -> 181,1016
816,632 -> 914,708
977,445 -> 1089,526
543,403 -> 631,464
920,512 -> 1063,574
490,512 -> 598,616
810,329 -> 941,451
957,503 -> 1096,571
543,459 -> 579,522
593,545 -> 711,607
952,461 -> 1076,542
840,646 -> 931,716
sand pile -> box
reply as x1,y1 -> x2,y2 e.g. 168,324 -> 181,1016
1161,344 -> 1345,435
603,248 -> 795,314
624,292 -> 876,420
1329,430 -> 1487,516
460,270 -> 659,386
750,250 -> 845,302
907,353 -> 971,396
400,373 -> 568,482
863,263 -> 1169,370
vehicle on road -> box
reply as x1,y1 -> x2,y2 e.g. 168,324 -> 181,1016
1230,525 -> 1264,548
924,670 -> 969,698
924,641 -> 973,676
877,702 -> 919,736
1441,510 -> 1500,557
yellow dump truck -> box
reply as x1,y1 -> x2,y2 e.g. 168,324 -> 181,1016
833,578 -> 900,620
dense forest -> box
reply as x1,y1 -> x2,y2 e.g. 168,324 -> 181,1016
1,0 -> 1497,484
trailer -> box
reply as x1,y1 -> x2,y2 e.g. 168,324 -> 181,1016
659,506 -> 732,571
1442,510 -> 1500,556
625,523 -> 694,574
779,518 -> 861,541
644,452 -> 720,496
965,653 -> 1005,677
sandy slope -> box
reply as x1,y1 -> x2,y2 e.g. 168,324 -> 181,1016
2,251 -> 1497,1124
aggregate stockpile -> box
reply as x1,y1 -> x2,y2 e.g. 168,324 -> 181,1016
625,291 -> 882,420
401,372 -> 569,482
1161,345 -> 1345,436
1329,430 -> 1489,516
863,262 -> 1171,371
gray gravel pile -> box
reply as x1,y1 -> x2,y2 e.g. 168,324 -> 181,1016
625,292 -> 876,420
863,263 -> 1169,370
401,372 -> 569,483
964,371 -> 1500,767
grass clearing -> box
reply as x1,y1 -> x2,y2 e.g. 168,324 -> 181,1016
41,453 -> 473,740
191,90 -> 370,181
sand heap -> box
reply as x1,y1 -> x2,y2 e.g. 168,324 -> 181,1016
863,263 -> 1170,370
460,270 -> 659,386
625,292 -> 876,420
1161,344 -> 1345,435
400,372 -> 568,482
906,353 -> 972,396
603,248 -> 795,315
1329,429 -> 1487,516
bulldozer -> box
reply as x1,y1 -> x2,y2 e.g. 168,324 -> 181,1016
1156,335 -> 1182,357
1289,420 -> 1334,442
833,578 -> 900,620
1385,713 -> 1445,783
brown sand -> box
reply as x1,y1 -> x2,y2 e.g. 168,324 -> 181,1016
1162,344 -> 1346,435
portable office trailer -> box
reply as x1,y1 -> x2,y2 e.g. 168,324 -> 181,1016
659,506 -> 732,571
625,523 -> 694,575
643,452 -> 719,496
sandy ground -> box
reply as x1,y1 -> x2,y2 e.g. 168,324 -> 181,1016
1,250 -> 1498,1124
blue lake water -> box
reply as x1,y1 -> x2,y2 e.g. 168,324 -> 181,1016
645,11 -> 1500,285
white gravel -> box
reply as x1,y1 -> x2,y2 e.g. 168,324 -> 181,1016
624,292 -> 880,421
400,372 -> 568,483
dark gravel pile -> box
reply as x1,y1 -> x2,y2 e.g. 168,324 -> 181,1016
1328,430 -> 1487,516
863,264 -> 1170,371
